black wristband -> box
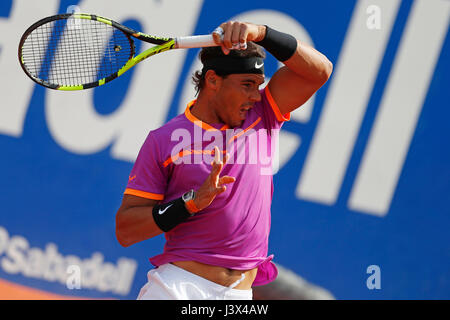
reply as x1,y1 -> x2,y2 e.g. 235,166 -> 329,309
152,197 -> 191,232
256,26 -> 298,62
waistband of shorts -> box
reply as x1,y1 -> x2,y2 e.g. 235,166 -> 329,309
157,263 -> 252,298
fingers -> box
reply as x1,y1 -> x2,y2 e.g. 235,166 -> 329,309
194,148 -> 235,210
216,176 -> 235,195
210,147 -> 228,180
213,21 -> 251,54
217,185 -> 227,195
223,21 -> 247,50
219,176 -> 236,185
211,146 -> 230,166
209,146 -> 223,177
209,147 -> 234,188
238,23 -> 249,48
229,22 -> 242,49
212,26 -> 224,45
213,24 -> 230,55
213,145 -> 221,164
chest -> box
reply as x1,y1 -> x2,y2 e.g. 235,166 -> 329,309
164,120 -> 276,193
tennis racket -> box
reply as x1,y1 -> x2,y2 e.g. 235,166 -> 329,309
18,13 -> 219,91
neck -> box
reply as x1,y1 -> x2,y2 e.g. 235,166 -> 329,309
190,92 -> 222,125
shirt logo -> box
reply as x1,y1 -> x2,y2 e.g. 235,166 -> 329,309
255,61 -> 264,69
158,204 -> 173,215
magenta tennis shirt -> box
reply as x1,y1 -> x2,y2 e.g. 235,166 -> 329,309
124,86 -> 290,286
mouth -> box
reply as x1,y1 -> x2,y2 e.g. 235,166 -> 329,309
239,104 -> 253,120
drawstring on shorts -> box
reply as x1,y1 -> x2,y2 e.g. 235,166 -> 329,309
219,273 -> 246,300
229,273 -> 246,289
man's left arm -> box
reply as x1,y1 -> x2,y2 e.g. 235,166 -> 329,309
268,36 -> 333,115
213,22 -> 333,115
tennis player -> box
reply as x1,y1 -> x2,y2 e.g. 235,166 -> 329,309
115,21 -> 332,300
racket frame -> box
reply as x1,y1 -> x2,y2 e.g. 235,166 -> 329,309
18,13 -> 217,90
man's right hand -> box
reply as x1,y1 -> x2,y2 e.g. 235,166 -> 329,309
192,146 -> 235,212
116,146 -> 236,246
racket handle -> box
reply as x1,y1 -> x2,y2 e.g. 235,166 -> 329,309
175,35 -> 219,49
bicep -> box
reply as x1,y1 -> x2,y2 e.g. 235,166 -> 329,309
120,194 -> 160,210
267,39 -> 333,115
116,195 -> 162,247
268,66 -> 325,115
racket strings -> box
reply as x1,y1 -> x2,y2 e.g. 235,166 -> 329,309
21,17 -> 133,87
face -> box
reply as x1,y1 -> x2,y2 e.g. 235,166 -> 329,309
213,73 -> 265,128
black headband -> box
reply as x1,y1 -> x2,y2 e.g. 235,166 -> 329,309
202,56 -> 265,75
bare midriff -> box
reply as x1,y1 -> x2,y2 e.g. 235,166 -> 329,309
171,260 -> 258,290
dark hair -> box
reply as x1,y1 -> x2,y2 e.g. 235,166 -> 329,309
191,42 -> 266,95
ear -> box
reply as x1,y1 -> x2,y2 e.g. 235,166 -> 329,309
204,69 -> 222,90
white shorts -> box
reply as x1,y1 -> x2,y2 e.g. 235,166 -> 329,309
137,263 -> 253,300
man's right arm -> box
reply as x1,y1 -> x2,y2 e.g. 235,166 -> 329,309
115,195 -> 163,247
116,147 -> 235,247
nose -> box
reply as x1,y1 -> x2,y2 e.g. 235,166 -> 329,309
249,88 -> 262,102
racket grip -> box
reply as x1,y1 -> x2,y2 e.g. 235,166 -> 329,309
175,35 -> 218,49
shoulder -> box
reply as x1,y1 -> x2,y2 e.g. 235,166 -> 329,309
149,113 -> 189,141
251,86 -> 291,126
143,112 -> 194,163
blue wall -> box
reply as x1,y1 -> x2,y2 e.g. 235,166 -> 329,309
0,0 -> 448,299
